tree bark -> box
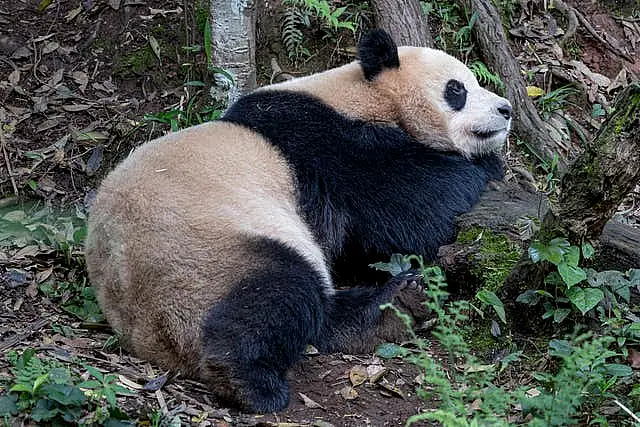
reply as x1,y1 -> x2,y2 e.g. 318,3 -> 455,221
370,0 -> 433,47
502,83 -> 640,311
210,0 -> 257,105
464,0 -> 570,170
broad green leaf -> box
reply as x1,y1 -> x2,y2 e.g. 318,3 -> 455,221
31,399 -> 60,421
41,383 -> 86,406
581,242 -> 595,259
104,386 -> 117,407
516,289 -> 540,305
9,383 -> 33,393
553,308 -> 571,323
558,262 -> 586,288
0,394 -> 18,416
566,287 -> 604,315
33,372 -> 50,392
476,290 -> 506,323
548,339 -> 572,357
627,268 -> 640,285
603,363 -> 633,377
77,380 -> 102,389
549,237 -> 570,249
369,254 -> 411,276
2,210 -> 26,221
528,242 -> 544,263
610,279 -> 631,303
375,342 -> 408,359
565,245 -> 580,267
48,367 -> 71,384
547,245 -> 565,265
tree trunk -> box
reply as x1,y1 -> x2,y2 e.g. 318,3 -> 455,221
370,0 -> 433,47
210,0 -> 257,105
501,83 -> 640,317
464,0 -> 569,171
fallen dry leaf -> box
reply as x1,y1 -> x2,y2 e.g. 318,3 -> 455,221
349,365 -> 368,387
42,41 -> 59,55
378,380 -> 405,399
298,392 -> 325,409
366,364 -> 387,384
337,385 -> 358,400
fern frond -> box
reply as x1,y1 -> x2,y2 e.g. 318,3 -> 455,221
469,60 -> 504,90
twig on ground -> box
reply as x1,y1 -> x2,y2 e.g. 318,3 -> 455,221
1,125 -> 19,197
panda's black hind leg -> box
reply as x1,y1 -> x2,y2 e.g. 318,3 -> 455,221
319,270 -> 423,353
200,237 -> 327,413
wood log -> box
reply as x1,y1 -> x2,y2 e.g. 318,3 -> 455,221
438,181 -> 640,293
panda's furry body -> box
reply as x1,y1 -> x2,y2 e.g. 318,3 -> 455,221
85,30 -> 511,413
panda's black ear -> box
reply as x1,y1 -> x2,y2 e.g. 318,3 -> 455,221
358,29 -> 400,81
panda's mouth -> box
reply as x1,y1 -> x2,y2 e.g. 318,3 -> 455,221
472,128 -> 506,140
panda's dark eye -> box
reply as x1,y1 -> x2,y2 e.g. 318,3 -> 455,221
444,79 -> 467,111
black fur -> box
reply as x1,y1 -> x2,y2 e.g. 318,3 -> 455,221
222,91 -> 504,279
357,29 -> 400,81
202,237 -> 410,412
445,79 -> 467,111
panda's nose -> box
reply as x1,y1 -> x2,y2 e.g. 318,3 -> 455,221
497,103 -> 512,120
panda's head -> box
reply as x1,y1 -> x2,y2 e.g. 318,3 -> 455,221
359,29 -> 512,157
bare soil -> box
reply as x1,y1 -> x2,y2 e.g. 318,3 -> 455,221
1,0 -> 639,425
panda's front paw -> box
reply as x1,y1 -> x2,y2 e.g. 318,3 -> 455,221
391,269 -> 424,291
389,270 -> 430,321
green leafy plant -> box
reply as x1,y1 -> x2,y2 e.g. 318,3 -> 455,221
524,335 -> 633,426
0,349 -> 134,424
421,0 -> 464,51
518,237 -> 640,325
469,60 -> 504,90
0,204 -> 87,267
143,93 -> 224,133
39,278 -> 104,322
537,85 -> 579,119
373,253 -> 637,425
281,0 -> 359,60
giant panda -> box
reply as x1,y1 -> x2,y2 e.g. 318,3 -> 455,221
85,29 -> 511,414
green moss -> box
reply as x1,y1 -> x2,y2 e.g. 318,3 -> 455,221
456,227 -> 521,292
115,46 -> 158,77
464,320 -> 510,354
613,90 -> 640,135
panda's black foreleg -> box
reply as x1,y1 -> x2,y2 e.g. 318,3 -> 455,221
319,270 -> 423,354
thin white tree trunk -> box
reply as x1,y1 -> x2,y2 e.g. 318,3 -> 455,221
210,0 -> 257,106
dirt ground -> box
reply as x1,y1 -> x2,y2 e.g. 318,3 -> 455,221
1,0 -> 639,425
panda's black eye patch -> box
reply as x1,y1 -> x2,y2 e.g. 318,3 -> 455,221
444,79 -> 467,111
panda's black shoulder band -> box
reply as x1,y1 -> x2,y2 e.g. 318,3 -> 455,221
357,29 -> 399,81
